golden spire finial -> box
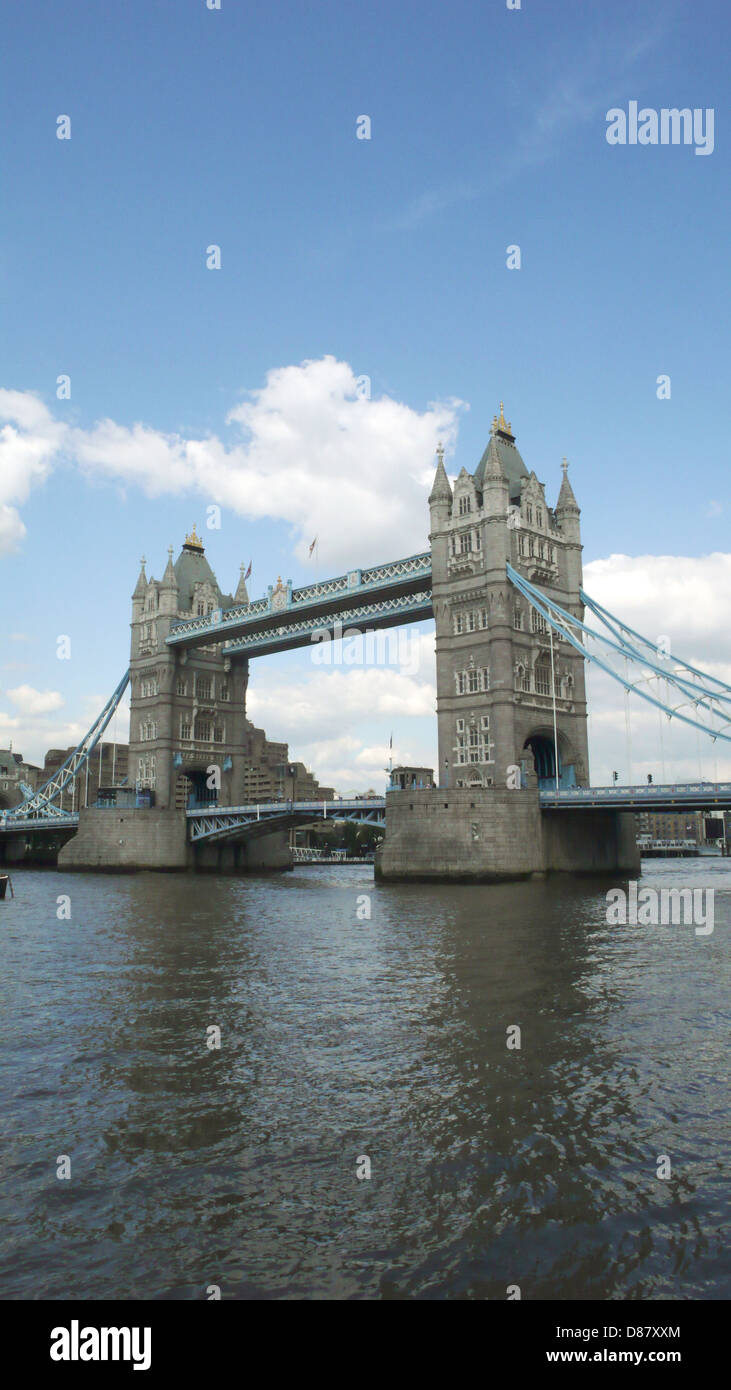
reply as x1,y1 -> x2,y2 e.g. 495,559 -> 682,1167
184,524 -> 204,550
496,401 -> 512,433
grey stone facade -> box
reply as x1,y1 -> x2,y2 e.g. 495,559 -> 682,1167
429,404 -> 590,792
376,788 -> 640,881
129,528 -> 251,810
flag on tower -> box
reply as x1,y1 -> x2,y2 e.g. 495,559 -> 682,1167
244,560 -> 252,580
308,536 -> 318,557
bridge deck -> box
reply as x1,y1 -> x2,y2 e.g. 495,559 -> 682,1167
166,552 -> 433,652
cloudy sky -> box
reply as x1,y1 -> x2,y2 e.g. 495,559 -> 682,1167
1,0 -> 729,790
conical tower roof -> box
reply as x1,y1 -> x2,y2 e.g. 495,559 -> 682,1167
132,557 -> 147,599
234,563 -> 250,605
174,527 -> 222,610
161,545 -> 178,589
556,458 -> 579,511
429,443 -> 452,503
473,402 -> 528,501
483,431 -> 507,481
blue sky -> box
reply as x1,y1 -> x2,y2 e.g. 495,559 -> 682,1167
1,0 -> 729,787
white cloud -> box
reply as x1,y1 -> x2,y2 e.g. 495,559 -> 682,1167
0,389 -> 66,553
0,359 -> 463,566
6,685 -> 65,716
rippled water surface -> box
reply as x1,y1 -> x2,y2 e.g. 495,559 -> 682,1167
1,859 -> 729,1300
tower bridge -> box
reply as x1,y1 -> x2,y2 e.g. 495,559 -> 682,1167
2,402 -> 730,880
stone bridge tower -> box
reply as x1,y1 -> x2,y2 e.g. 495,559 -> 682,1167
128,528 -> 251,810
429,405 -> 590,791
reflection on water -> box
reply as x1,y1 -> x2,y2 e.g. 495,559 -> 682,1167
1,859 -> 729,1299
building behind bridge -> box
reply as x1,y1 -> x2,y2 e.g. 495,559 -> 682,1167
0,748 -> 42,811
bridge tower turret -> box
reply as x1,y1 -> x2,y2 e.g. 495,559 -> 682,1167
428,404 -> 590,790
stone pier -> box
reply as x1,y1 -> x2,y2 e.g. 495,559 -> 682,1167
58,807 -> 291,873
375,788 -> 639,882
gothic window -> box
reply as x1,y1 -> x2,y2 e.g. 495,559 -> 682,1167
551,546 -> 557,564
140,676 -> 158,698
479,609 -> 488,629
176,678 -> 187,696
474,530 -> 481,550
197,601 -> 206,616
196,675 -> 213,700
137,754 -> 156,789
456,667 -> 489,694
194,717 -> 212,742
459,532 -> 470,554
519,534 -> 526,557
481,715 -> 490,731
454,611 -> 464,635
530,608 -> 548,635
466,611 -> 476,633
181,720 -> 191,741
219,681 -> 230,701
513,607 -> 523,630
213,725 -> 224,743
456,718 -> 464,733
536,508 -> 543,527
526,504 -> 533,524
538,540 -> 545,560
535,656 -> 552,696
458,495 -> 471,515
528,536 -> 535,556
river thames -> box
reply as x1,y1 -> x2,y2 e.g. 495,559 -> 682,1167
1,858 -> 728,1300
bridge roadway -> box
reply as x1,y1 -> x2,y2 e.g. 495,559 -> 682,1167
165,551 -> 433,656
186,782 -> 731,843
2,784 -> 729,843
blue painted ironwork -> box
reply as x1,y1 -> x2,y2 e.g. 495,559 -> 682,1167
187,798 -> 386,843
167,552 -> 433,649
580,587 -> 731,710
0,814 -> 80,834
222,590 -> 433,658
0,671 -> 130,824
506,564 -> 731,745
540,782 -> 731,810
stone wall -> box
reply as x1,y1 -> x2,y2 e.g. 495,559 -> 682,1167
376,788 -> 640,882
57,807 -> 293,873
59,808 -> 191,871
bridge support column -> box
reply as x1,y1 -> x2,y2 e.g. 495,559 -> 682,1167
59,808 -> 191,871
376,789 -> 640,882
